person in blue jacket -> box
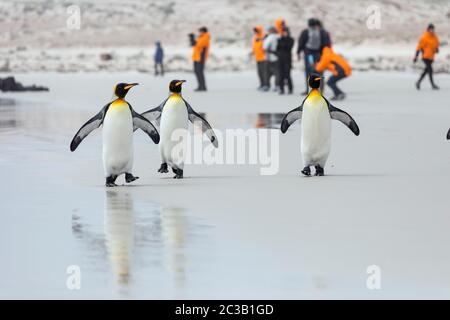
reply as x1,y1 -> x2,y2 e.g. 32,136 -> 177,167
154,41 -> 164,76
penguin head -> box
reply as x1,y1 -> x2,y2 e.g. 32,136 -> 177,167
169,80 -> 186,93
308,74 -> 323,89
114,83 -> 138,99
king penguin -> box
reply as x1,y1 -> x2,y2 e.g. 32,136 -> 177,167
280,75 -> 360,176
142,80 -> 218,179
70,83 -> 160,187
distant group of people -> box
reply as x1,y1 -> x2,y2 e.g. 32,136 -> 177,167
253,21 -> 295,94
252,18 -> 352,100
151,19 -> 440,97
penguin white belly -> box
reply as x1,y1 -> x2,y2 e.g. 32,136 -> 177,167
102,101 -> 134,177
301,96 -> 331,167
159,96 -> 188,169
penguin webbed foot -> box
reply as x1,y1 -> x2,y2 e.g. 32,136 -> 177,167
301,167 -> 311,176
105,182 -> 118,187
158,163 -> 168,173
125,173 -> 139,183
314,166 -> 325,176
105,175 -> 118,187
172,168 -> 183,179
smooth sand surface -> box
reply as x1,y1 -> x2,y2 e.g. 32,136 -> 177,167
1,71 -> 450,299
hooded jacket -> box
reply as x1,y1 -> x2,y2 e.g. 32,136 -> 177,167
275,18 -> 285,35
315,46 -> 352,77
192,32 -> 211,63
154,43 -> 164,63
252,26 -> 266,62
416,30 -> 440,60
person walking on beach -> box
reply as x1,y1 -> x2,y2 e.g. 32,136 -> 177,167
277,27 -> 294,95
154,41 -> 164,76
190,27 -> 210,91
297,18 -> 330,95
414,23 -> 440,90
252,26 -> 269,91
263,26 -> 280,92
314,45 -> 352,100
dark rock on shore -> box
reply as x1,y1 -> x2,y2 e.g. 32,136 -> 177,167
0,77 -> 49,92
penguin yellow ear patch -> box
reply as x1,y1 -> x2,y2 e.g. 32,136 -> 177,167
314,77 -> 322,81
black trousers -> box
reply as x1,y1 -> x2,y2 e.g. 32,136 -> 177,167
418,59 -> 436,86
154,62 -> 164,76
194,61 -> 206,90
256,61 -> 269,88
278,59 -> 293,93
327,66 -> 346,96
267,61 -> 280,89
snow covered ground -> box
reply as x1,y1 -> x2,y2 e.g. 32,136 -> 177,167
1,70 -> 450,299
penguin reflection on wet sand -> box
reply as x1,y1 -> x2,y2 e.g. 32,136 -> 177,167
142,80 -> 218,179
104,190 -> 135,285
70,83 -> 160,187
280,75 -> 360,176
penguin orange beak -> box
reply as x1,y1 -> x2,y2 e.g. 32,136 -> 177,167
314,77 -> 323,81
175,80 -> 186,87
124,83 -> 139,90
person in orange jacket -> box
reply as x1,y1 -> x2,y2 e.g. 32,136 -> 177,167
189,27 -> 210,91
414,24 -> 440,90
314,46 -> 352,100
252,26 -> 269,91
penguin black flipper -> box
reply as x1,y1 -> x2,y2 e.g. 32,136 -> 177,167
70,103 -> 110,152
326,101 -> 360,136
184,99 -> 219,148
130,106 -> 160,144
280,96 -> 308,133
447,128 -> 450,140
280,106 -> 303,133
141,98 -> 167,128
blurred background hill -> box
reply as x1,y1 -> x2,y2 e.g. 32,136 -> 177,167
0,0 -> 449,72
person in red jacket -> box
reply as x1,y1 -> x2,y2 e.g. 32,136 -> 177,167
414,24 -> 440,90
314,46 -> 352,100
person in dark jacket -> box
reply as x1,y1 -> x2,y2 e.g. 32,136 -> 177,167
297,18 -> 331,94
154,41 -> 164,76
277,27 -> 294,94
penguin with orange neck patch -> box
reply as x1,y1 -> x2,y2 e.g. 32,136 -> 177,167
142,80 -> 218,179
281,75 -> 360,176
70,83 -> 160,187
